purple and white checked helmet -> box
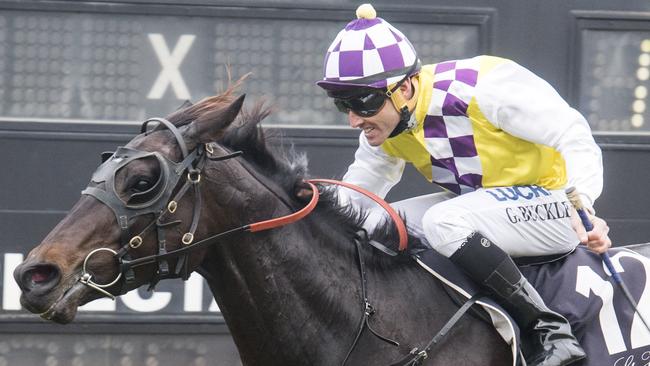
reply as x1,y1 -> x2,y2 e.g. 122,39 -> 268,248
317,4 -> 420,91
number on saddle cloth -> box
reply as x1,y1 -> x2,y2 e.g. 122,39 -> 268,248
520,246 -> 650,365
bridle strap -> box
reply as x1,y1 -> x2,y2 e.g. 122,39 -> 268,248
121,226 -> 248,269
121,181 -> 320,270
121,177 -> 410,270
142,117 -> 190,159
120,175 -> 413,274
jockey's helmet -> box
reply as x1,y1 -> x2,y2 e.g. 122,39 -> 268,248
316,4 -> 421,92
317,4 -> 421,137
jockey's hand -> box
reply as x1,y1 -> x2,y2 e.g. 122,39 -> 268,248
570,208 -> 612,254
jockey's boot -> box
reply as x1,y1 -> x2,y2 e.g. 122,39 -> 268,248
449,232 -> 586,366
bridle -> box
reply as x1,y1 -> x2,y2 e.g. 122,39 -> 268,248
79,117 -> 244,298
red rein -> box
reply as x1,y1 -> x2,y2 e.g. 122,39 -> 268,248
247,179 -> 408,252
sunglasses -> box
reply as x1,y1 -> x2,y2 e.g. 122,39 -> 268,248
333,92 -> 388,117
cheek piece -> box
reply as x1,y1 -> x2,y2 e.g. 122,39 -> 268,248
387,76 -> 420,138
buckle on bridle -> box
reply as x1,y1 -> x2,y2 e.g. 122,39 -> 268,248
129,236 -> 143,249
187,171 -> 201,183
417,350 -> 428,360
182,232 -> 194,245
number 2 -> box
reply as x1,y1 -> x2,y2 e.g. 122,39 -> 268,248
575,250 -> 650,354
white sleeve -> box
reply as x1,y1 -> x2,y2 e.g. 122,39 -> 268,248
340,133 -> 405,209
475,61 -> 603,208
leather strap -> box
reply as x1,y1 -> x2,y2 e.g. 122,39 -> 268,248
248,181 -> 320,232
308,179 -> 408,251
342,232 -> 400,366
142,117 -> 189,159
389,294 -> 480,366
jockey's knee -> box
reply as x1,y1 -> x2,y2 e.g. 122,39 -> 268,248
422,203 -> 474,258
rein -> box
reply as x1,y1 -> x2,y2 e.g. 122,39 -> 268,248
117,177 -> 409,276
309,179 -> 408,251
118,179 -> 321,271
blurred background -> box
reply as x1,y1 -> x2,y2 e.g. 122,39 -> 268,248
1,0 -> 650,364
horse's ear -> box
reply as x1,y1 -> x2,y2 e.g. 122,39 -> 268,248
187,94 -> 245,143
176,100 -> 193,110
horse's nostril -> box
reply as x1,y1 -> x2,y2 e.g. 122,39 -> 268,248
16,264 -> 61,292
28,266 -> 56,284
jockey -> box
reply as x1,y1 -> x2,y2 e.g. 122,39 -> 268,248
316,4 -> 612,366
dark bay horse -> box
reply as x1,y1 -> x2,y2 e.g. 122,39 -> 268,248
14,87 -> 511,365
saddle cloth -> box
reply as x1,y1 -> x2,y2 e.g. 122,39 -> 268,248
414,245 -> 650,366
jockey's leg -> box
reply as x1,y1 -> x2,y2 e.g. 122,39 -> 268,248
449,232 -> 585,366
421,186 -> 586,366
362,191 -> 454,235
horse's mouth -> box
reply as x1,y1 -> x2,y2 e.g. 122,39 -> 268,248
21,263 -> 125,323
22,274 -> 102,324
37,279 -> 90,324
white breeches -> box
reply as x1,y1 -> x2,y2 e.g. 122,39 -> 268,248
363,186 -> 580,258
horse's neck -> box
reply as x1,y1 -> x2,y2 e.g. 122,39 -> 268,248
193,167 -> 503,365
202,223 -> 363,365
194,164 -> 362,364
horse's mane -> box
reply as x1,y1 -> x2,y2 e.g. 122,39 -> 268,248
165,84 -> 422,262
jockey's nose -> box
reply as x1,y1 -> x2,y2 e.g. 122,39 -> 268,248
14,262 -> 61,295
348,111 -> 364,128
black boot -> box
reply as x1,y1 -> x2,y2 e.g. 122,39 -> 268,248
449,232 -> 586,366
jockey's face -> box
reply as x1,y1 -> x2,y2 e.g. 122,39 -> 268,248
347,98 -> 400,146
346,79 -> 413,146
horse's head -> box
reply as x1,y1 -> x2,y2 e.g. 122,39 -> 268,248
14,89 -> 246,324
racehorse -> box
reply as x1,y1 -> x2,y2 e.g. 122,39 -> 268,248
10,88 -> 511,365
15,84 -> 612,365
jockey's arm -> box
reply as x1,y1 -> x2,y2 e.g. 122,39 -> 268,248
340,133 -> 405,210
474,60 -> 611,252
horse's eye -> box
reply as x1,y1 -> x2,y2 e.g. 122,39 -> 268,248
133,179 -> 153,192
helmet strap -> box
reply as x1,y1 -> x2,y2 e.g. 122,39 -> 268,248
387,76 -> 419,138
